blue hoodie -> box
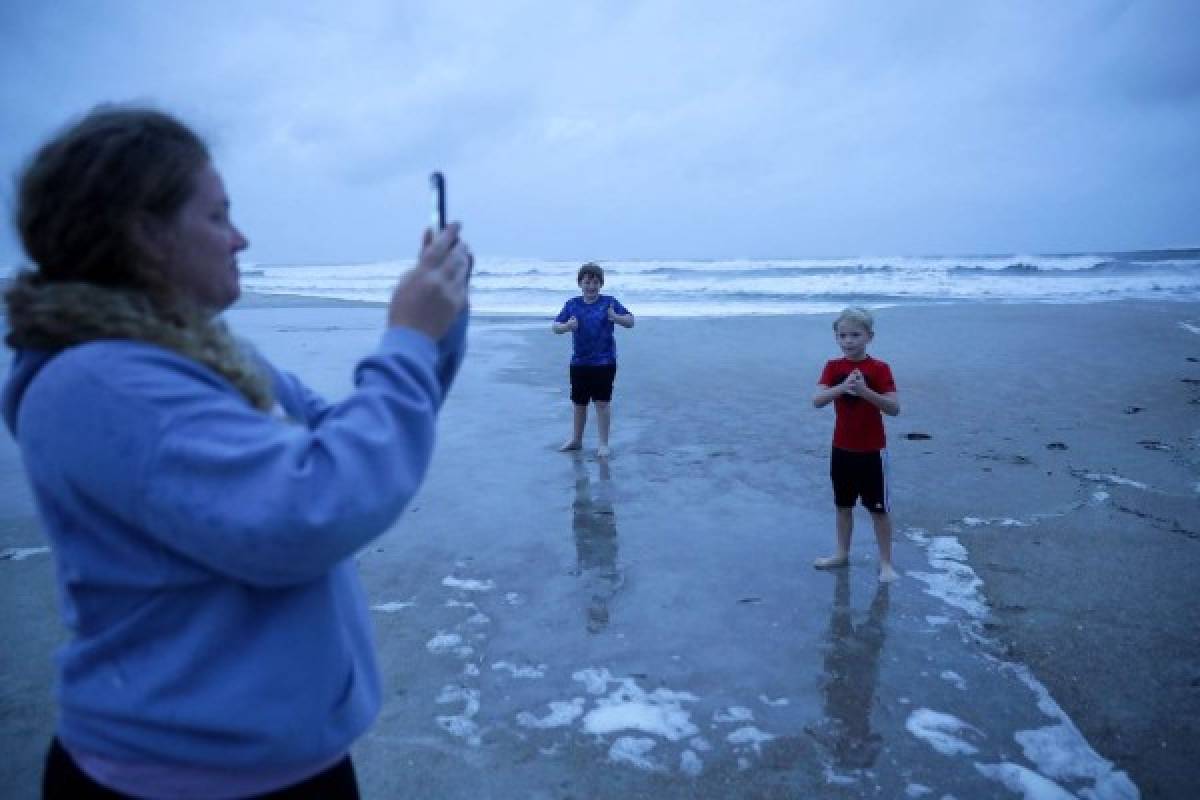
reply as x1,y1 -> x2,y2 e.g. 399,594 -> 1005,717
1,312 -> 467,773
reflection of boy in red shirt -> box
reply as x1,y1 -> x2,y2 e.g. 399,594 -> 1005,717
813,307 -> 901,582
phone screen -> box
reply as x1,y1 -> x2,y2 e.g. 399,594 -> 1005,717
430,172 -> 446,230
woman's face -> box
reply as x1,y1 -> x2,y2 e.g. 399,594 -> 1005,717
159,163 -> 249,312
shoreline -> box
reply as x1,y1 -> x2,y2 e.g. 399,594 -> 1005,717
2,297 -> 1196,796
491,299 -> 1200,797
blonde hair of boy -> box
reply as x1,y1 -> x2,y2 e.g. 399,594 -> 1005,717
832,306 -> 874,333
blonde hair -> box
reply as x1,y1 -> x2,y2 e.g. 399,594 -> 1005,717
832,306 -> 875,333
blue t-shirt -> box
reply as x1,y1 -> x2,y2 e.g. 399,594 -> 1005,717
555,294 -> 630,366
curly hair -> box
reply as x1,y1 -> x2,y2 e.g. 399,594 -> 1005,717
5,106 -> 273,410
14,104 -> 210,303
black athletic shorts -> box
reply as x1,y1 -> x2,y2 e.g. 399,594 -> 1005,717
830,446 -> 890,513
569,364 -> 617,405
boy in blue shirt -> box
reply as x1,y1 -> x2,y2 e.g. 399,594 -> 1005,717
553,262 -> 634,458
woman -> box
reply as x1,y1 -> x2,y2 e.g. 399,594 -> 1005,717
2,106 -> 472,798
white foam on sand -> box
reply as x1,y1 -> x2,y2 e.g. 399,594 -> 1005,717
905,783 -> 934,798
492,661 -> 546,678
443,576 -> 496,591
426,632 -> 473,658
1179,321 -> 1200,335
941,670 -> 967,691
905,530 -> 989,620
0,546 -> 50,561
974,762 -> 1076,800
370,601 -> 414,613
574,666 -> 615,695
726,726 -> 776,753
906,709 -> 983,756
1083,473 -> 1149,490
582,683 -> 699,741
906,531 -> 1139,797
759,694 -> 790,707
516,698 -> 585,729
608,736 -> 664,772
515,667 -> 789,775
962,516 -> 1026,528
435,685 -> 482,747
1002,662 -> 1139,799
713,706 -> 754,723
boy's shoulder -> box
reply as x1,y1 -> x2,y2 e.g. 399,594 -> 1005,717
864,355 -> 893,370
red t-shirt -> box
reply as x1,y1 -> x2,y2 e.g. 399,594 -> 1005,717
818,356 -> 897,451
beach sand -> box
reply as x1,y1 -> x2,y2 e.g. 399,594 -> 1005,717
1,298 -> 1196,798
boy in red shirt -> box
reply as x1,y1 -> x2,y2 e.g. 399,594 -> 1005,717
813,307 -> 901,582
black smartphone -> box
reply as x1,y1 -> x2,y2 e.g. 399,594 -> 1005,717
429,171 -> 446,230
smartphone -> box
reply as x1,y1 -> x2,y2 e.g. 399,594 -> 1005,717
429,171 -> 446,230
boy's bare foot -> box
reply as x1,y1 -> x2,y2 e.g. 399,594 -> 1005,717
879,564 -> 899,582
813,554 -> 849,569
597,445 -> 611,459
559,440 -> 582,452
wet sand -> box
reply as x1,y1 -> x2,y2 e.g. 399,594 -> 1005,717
1,298 -> 1197,798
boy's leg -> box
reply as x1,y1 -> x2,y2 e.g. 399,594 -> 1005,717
594,365 -> 616,458
595,401 -> 611,458
870,511 -> 898,582
560,404 -> 587,450
814,507 -> 853,569
861,450 -> 896,581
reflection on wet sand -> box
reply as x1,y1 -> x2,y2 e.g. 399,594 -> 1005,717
811,570 -> 890,769
569,456 -> 623,633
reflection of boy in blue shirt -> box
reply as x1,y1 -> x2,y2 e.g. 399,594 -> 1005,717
552,262 -> 634,458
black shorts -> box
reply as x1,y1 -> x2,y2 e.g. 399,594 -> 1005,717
570,364 -> 617,405
830,447 -> 890,513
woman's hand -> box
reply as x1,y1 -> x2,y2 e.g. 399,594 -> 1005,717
388,223 -> 471,339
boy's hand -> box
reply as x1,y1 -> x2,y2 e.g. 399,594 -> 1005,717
566,316 -> 579,331
843,369 -> 865,396
606,305 -> 617,321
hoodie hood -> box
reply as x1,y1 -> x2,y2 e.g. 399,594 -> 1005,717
3,348 -> 57,436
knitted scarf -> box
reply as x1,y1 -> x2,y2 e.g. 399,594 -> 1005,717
4,272 -> 274,411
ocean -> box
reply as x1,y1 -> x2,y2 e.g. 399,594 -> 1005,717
240,248 -> 1200,317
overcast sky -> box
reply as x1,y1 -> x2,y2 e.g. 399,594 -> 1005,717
1,0 -> 1197,264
